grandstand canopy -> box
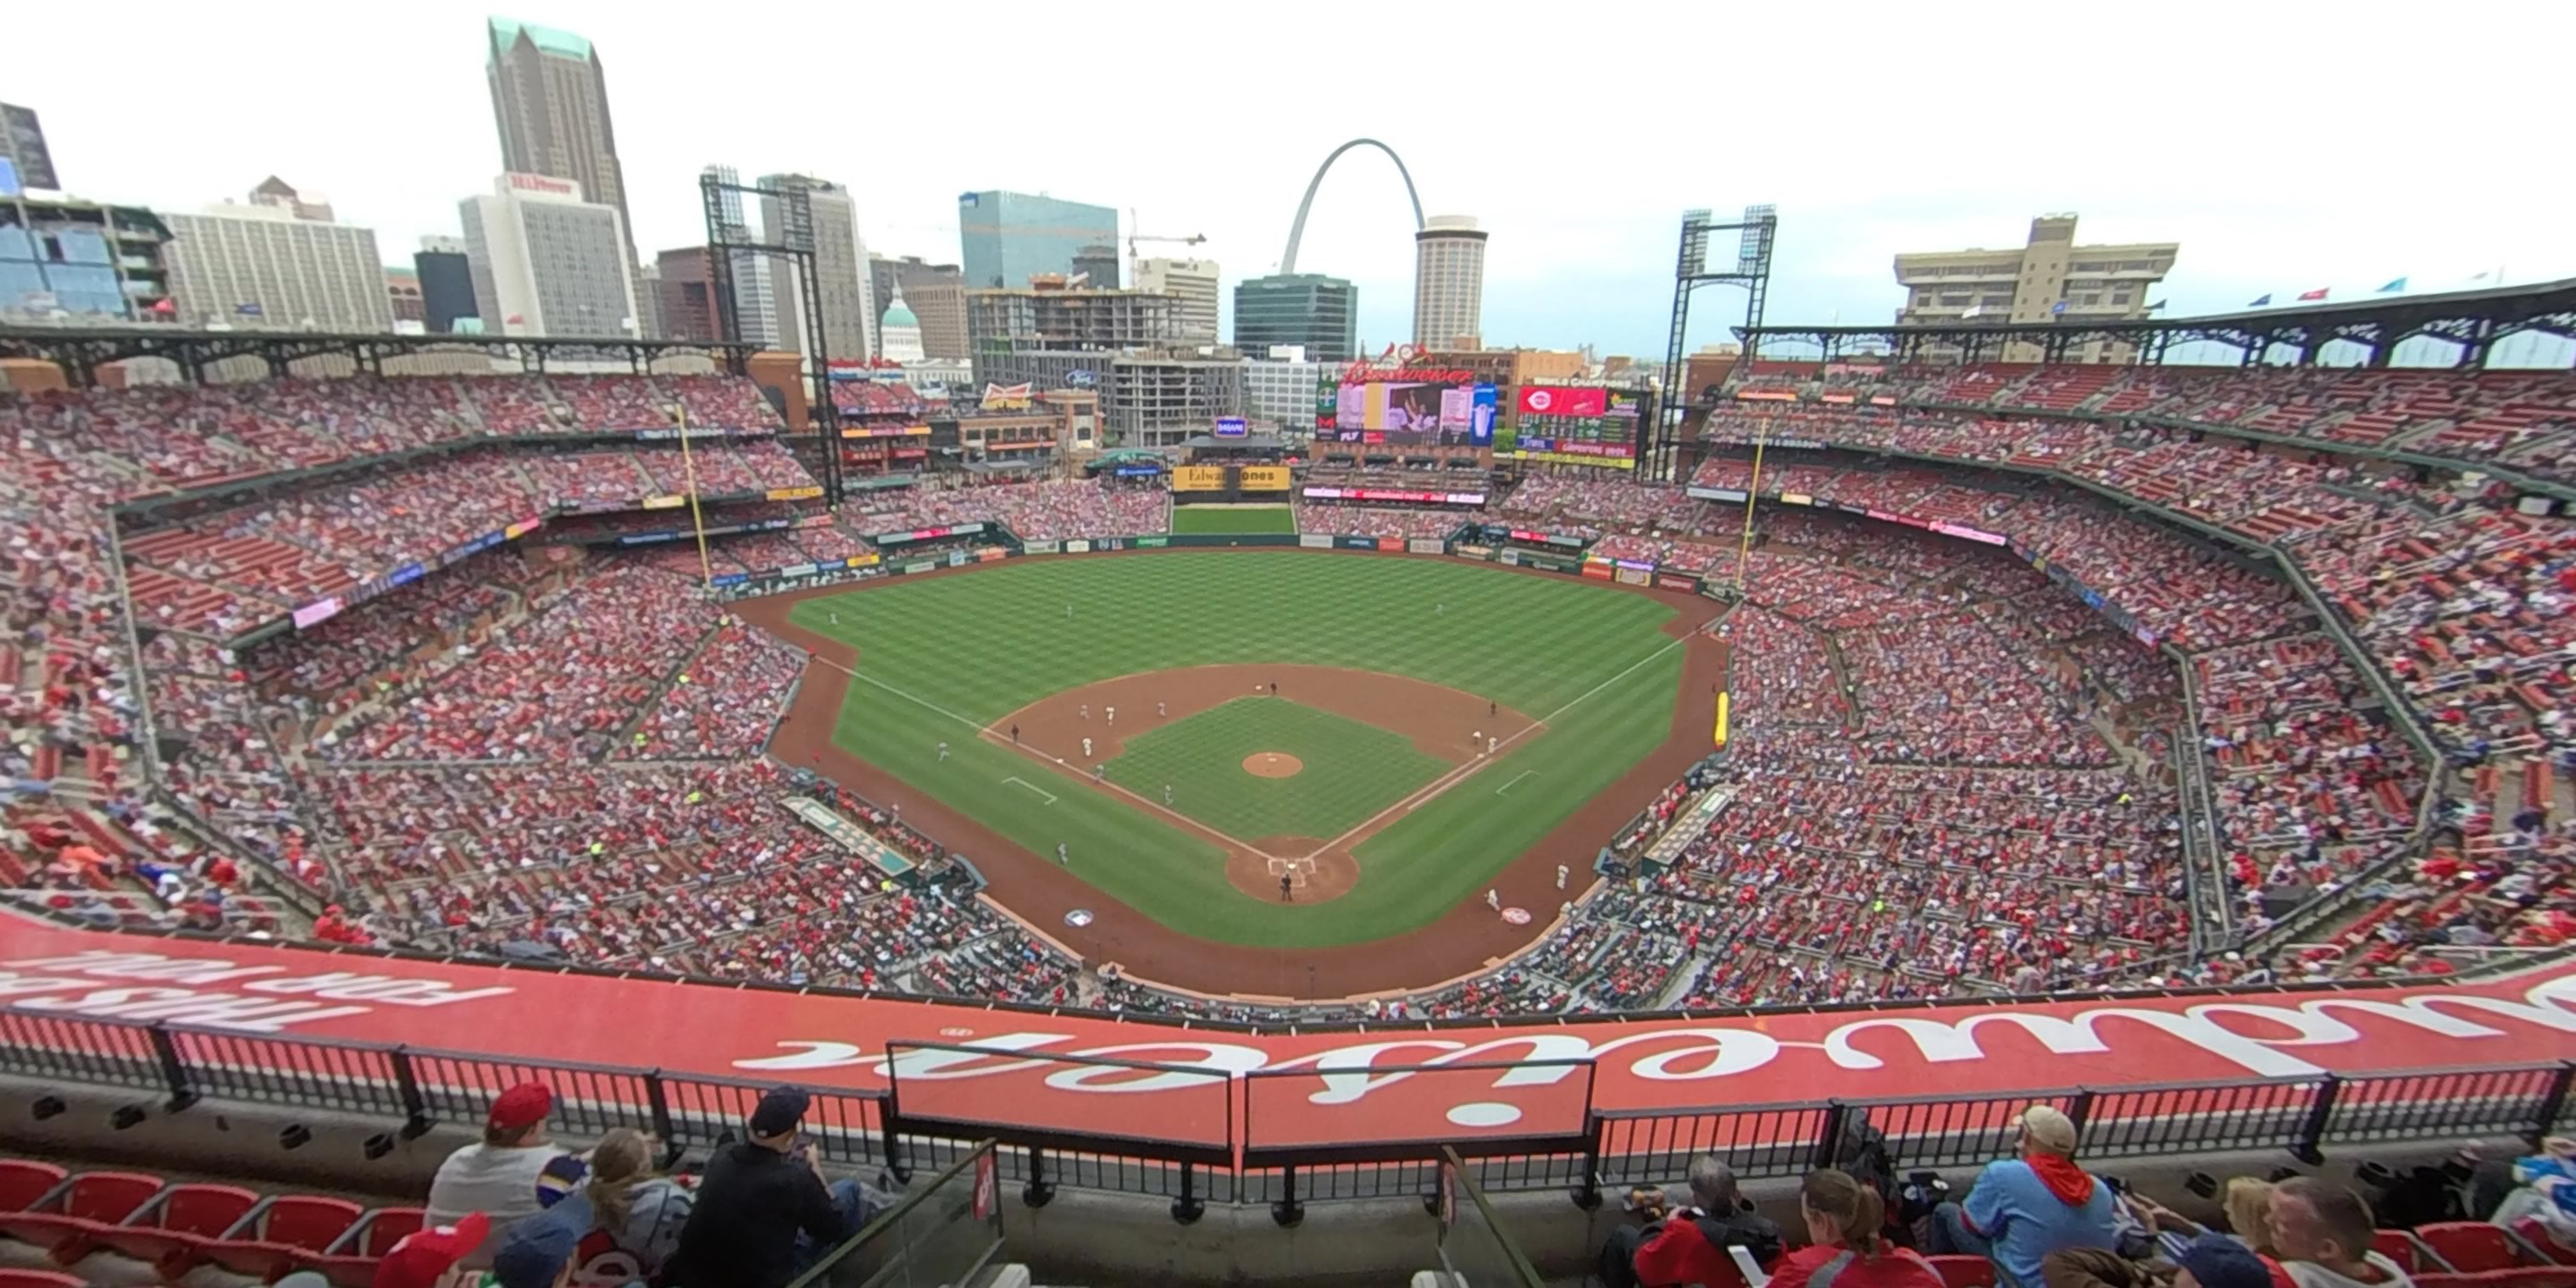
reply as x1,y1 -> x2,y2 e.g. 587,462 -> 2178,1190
0,325 -> 755,385
1738,276 -> 2576,369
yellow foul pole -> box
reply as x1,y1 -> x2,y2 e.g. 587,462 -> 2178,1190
1731,414 -> 1768,595
674,403 -> 715,590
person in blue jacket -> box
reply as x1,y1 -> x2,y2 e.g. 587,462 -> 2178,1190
1929,1105 -> 2118,1288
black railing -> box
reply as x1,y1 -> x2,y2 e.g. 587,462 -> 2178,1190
6,1002 -> 2567,1218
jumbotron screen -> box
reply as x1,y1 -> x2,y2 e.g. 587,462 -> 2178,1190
1319,380 -> 1498,447
1507,385 -> 1645,469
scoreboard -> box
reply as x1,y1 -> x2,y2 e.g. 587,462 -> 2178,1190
1507,385 -> 1647,469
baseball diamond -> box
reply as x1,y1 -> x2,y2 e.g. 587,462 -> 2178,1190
741,548 -> 1722,996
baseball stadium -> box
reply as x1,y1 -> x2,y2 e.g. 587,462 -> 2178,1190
0,131 -> 2573,1288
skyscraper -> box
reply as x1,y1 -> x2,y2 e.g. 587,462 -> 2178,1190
458,173 -> 639,337
164,181 -> 395,331
702,164 -> 780,349
1893,214 -> 2177,363
1412,214 -> 1486,349
957,191 -> 1118,289
486,18 -> 636,277
1235,273 -> 1357,364
1,103 -> 59,193
1135,258 -> 1219,344
759,173 -> 875,363
415,236 -> 477,333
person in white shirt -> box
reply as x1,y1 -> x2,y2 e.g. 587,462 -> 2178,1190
425,1081 -> 570,1269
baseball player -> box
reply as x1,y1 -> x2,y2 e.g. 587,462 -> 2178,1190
1158,701 -> 1167,717
1080,703 -> 1089,721
936,741 -> 949,762
1487,735 -> 1498,756
1557,863 -> 1568,890
1082,736 -> 1094,758
1107,706 -> 1116,727
1058,842 -> 1069,865
1485,888 -> 1501,911
1163,784 -> 1174,806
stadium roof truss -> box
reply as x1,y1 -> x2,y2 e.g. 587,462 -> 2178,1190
1738,275 -> 2576,369
0,325 -> 755,386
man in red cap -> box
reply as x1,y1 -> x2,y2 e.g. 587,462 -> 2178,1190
373,1211 -> 490,1288
426,1083 -> 571,1269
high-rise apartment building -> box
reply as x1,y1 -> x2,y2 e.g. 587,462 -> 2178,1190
957,191 -> 1118,289
164,182 -> 395,331
1893,214 -> 2177,363
247,175 -> 332,223
653,247 -> 718,342
2,103 -> 59,193
702,165 -> 780,349
1413,214 -> 1487,349
1243,347 -> 1326,430
1235,273 -> 1357,364
758,173 -> 875,362
414,236 -> 476,333
457,172 -> 639,337
967,284 -> 1177,353
869,254 -> 967,359
0,196 -> 169,320
1135,257 -> 1219,344
1072,243 -> 1121,290
486,18 -> 637,277
1109,350 -> 1246,449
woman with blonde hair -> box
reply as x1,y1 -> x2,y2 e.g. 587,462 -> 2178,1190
1766,1169 -> 1945,1288
491,1128 -> 695,1288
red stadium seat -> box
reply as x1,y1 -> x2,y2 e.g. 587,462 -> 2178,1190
2513,1219 -> 2576,1267
1927,1255 -> 1998,1288
298,1207 -> 427,1288
2452,1271 -> 2576,1288
0,1270 -> 88,1288
0,1170 -> 164,1263
84,1182 -> 261,1275
201,1195 -> 364,1280
2376,1229 -> 2446,1273
2420,1223 -> 2540,1273
0,1162 -> 66,1213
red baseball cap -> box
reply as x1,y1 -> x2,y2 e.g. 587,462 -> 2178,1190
486,1082 -> 553,1132
375,1211 -> 489,1288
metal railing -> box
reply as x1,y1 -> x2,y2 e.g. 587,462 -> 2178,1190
787,1140 -> 1004,1288
5,1002 -> 2568,1220
1437,1145 -> 1548,1288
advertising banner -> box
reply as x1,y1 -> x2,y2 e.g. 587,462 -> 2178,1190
1580,559 -> 1616,580
711,573 -> 748,587
876,521 -> 986,544
976,548 -> 1007,563
1508,450 -> 1637,470
1214,416 -> 1247,438
505,517 -> 544,540
1498,548 -> 1523,565
1302,486 -> 1486,505
1930,521 -> 2009,547
291,597 -> 343,630
1240,465 -> 1293,491
618,531 -> 682,546
1022,540 -> 1061,555
1657,575 -> 1700,592
1338,536 -> 1377,550
1173,465 -> 1226,492
844,554 -> 880,569
947,550 -> 971,568
1136,536 -> 1170,547
1376,537 -> 1404,552
1686,486 -> 1749,503
902,559 -> 937,575
1616,566 -> 1652,586
1454,544 -> 1493,559
1407,539 -> 1446,555
767,486 -> 824,502
1301,534 -> 1335,549
1065,539 -> 1092,554
1779,492 -> 1814,506
1517,386 -> 1611,418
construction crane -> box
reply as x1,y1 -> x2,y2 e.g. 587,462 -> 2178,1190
1127,208 -> 1206,286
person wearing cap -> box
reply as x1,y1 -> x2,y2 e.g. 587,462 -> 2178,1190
491,1128 -> 694,1288
664,1086 -> 880,1288
426,1083 -> 570,1269
1930,1106 -> 2118,1288
2266,1177 -> 2414,1288
2042,1232 -> 2283,1288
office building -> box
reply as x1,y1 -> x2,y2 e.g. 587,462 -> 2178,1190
386,267 -> 425,325
164,186 -> 396,331
414,235 -> 477,333
702,165 -> 781,349
758,173 -> 875,362
1072,243 -> 1120,290
1135,257 -> 1219,343
486,17 -> 638,277
1244,347 -> 1327,430
1235,273 -> 1357,364
0,196 -> 170,320
1413,214 -> 1487,349
248,175 -> 332,223
968,282 -> 1177,353
457,172 -> 640,337
1893,214 -> 2177,363
2,103 -> 60,193
957,190 -> 1118,289
1110,349 -> 1246,448
653,247 -> 718,342
880,286 -> 926,363
869,254 -> 967,359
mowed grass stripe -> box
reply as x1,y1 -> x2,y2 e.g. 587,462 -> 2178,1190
1169,506 -> 1296,535
785,552 -> 1685,947
1105,697 -> 1450,841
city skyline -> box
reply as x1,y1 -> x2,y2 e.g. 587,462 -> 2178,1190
4,0 -> 2571,358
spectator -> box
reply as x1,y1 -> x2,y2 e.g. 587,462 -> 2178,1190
372,1212 -> 491,1288
1606,1155 -> 1783,1288
491,1126 -> 693,1288
664,1086 -> 880,1288
2044,1232 -> 2278,1288
2131,1179 -> 2281,1256
1930,1106 -> 2118,1288
2267,1177 -> 2412,1288
1767,1168 -> 1942,1288
425,1082 -> 569,1267
2492,1138 -> 2576,1241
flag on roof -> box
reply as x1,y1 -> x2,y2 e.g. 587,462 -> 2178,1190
2297,287 -> 2329,302
2146,300 -> 2168,311
2377,277 -> 2407,293
2247,294 -> 2272,307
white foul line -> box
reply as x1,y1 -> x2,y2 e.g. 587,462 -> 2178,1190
1493,769 -> 1537,797
1003,777 -> 1058,804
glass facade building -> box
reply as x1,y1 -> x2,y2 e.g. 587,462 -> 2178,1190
1233,273 -> 1357,364
957,191 -> 1118,290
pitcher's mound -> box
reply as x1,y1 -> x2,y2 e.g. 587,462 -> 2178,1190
1241,752 -> 1304,779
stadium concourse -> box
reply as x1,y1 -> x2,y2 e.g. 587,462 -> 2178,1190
0,353 -> 2569,1041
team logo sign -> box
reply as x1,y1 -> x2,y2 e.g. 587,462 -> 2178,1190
1064,909 -> 1095,928
1501,908 -> 1533,924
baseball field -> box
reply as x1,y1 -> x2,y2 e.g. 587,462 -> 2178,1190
779,551 -> 1696,952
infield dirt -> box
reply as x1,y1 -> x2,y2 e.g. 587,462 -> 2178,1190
734,547 -> 1727,1000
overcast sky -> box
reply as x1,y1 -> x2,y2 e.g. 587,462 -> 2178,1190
12,0 -> 2572,358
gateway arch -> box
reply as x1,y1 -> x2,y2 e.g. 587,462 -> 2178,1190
1279,137 -> 1425,275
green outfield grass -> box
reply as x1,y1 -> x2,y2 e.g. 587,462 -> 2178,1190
1169,505 -> 1296,535
1106,697 -> 1451,841
785,551 -> 1685,948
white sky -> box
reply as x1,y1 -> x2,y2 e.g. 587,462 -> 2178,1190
12,0 -> 2573,358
